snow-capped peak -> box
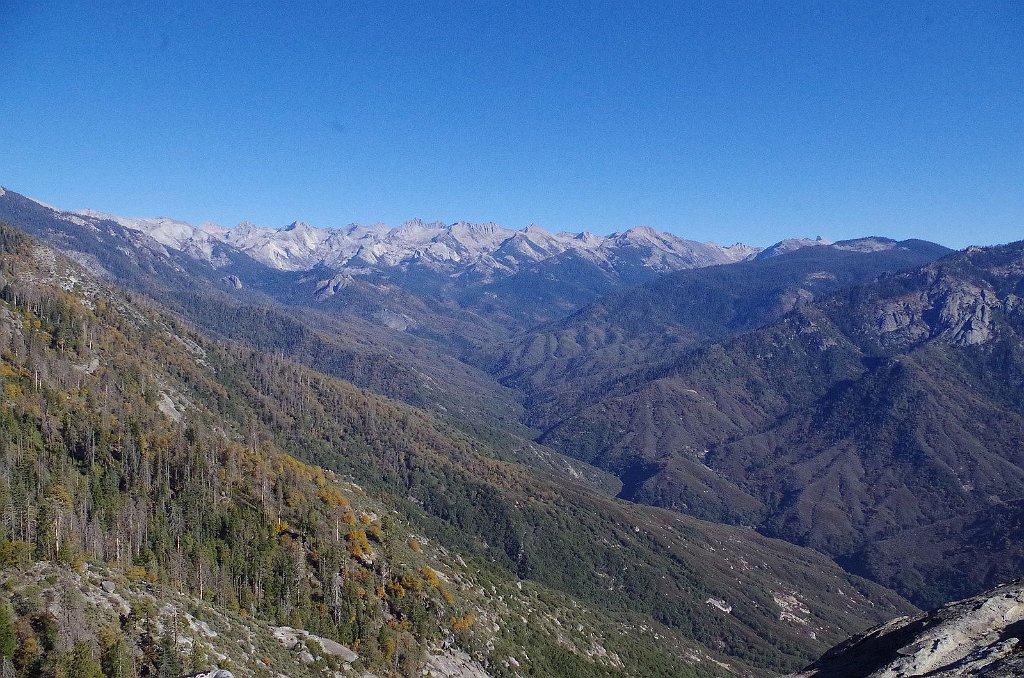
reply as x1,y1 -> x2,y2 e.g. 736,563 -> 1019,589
73,209 -> 210,251
31,195 -> 768,277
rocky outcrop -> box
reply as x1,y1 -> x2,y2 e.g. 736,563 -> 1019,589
423,649 -> 492,677
271,625 -> 359,664
790,580 -> 1024,677
868,277 -> 1005,348
865,244 -> 1024,350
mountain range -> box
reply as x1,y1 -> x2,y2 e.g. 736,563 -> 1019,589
68,204 -> 757,278
518,240 -> 1024,609
0,194 -> 915,676
1,183 -> 1022,676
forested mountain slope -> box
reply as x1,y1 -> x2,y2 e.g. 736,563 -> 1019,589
481,237 -> 949,431
0,222 -> 915,675
0,187 -> 516,419
540,242 -> 1024,607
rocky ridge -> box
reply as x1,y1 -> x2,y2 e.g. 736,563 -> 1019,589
790,580 -> 1024,677
849,248 -> 1024,350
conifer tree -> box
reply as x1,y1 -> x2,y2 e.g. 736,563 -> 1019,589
69,641 -> 104,678
157,623 -> 182,678
98,625 -> 133,678
0,604 -> 14,661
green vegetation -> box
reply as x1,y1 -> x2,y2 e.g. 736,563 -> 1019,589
527,239 -> 1024,608
0,221 -> 914,675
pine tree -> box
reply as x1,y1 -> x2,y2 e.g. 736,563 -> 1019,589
98,625 -> 133,678
157,623 -> 182,678
69,641 -> 104,678
186,633 -> 208,674
0,604 -> 14,660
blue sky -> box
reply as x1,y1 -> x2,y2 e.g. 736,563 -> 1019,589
2,1 -> 1021,247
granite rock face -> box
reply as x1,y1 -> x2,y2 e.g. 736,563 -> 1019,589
864,245 -> 1024,351
791,580 -> 1024,677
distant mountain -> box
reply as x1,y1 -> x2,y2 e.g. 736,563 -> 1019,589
69,204 -> 757,278
755,236 -> 833,258
534,241 -> 1024,607
0,218 -> 916,676
790,579 -> 1024,677
0,185 -> 772,341
754,235 -> 928,260
483,236 -> 950,432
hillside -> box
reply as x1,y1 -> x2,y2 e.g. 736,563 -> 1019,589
0,222 -> 917,675
537,242 -> 1024,607
481,237 -> 949,429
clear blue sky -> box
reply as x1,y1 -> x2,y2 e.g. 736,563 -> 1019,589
2,1 -> 1021,247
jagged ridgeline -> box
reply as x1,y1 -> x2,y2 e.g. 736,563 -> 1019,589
0,222 -> 911,677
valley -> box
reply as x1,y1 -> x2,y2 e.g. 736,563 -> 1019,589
6,3 -> 1019,675
0,186 -> 1021,675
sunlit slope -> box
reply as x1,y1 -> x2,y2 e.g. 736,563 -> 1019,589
0,222 -> 913,675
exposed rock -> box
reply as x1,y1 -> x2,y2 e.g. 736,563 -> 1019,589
221,274 -> 243,289
790,580 -> 1024,677
73,357 -> 101,374
158,392 -> 182,422
101,580 -> 116,593
271,625 -> 358,663
271,625 -> 304,649
314,273 -> 353,298
869,272 -> 1013,349
374,308 -> 413,331
316,636 -> 358,662
933,282 -> 997,345
423,648 -> 491,677
774,592 -> 811,625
